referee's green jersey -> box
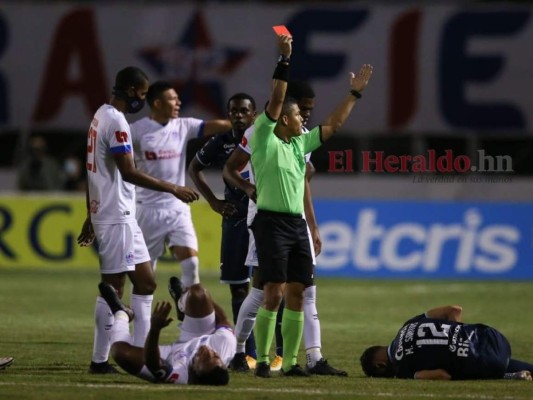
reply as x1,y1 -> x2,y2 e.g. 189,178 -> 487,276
250,112 -> 322,214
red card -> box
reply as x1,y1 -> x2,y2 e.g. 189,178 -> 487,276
272,25 -> 292,37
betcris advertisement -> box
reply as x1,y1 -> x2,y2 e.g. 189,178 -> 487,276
315,200 -> 532,279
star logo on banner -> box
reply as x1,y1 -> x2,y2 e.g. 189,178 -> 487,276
139,11 -> 248,117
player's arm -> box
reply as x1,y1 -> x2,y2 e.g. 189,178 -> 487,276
304,161 -> 321,255
222,147 -> 256,202
114,152 -> 199,203
145,302 -> 173,377
321,64 -> 373,142
188,152 -> 237,217
414,369 -> 452,380
264,34 -> 292,122
77,186 -> 95,246
201,119 -> 232,138
425,305 -> 463,322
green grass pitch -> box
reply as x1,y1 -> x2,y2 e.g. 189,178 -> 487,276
1,266 -> 533,400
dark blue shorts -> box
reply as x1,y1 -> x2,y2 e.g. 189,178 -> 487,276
220,217 -> 250,284
459,325 -> 511,379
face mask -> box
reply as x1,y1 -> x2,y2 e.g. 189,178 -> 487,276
113,87 -> 145,114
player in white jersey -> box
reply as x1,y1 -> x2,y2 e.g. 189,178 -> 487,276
222,81 -> 347,376
98,279 -> 235,386
130,81 -> 231,294
77,67 -> 199,374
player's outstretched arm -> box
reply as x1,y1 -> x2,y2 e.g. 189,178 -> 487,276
222,147 -> 256,202
425,305 -> 463,322
321,64 -> 373,142
113,152 -> 199,203
202,119 -> 232,138
145,302 -> 173,376
265,34 -> 292,122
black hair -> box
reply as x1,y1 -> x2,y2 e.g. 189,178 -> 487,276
227,92 -> 256,111
287,81 -> 315,100
281,96 -> 299,116
114,66 -> 148,91
146,81 -> 175,107
188,365 -> 229,386
360,346 -> 395,378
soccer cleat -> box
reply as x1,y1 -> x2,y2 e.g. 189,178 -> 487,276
98,282 -> 134,322
0,357 -> 13,370
504,370 -> 532,381
306,358 -> 348,376
168,276 -> 185,321
254,361 -> 272,378
281,364 -> 310,377
88,361 -> 120,374
246,355 -> 257,370
270,355 -> 283,371
229,352 -> 250,372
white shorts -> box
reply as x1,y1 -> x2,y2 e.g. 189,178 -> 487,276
245,212 -> 316,267
136,205 -> 198,263
93,220 -> 150,274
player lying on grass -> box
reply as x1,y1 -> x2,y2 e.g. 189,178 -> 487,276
99,278 -> 235,385
360,305 -> 533,380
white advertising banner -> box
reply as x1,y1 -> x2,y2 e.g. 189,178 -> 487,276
0,3 -> 531,134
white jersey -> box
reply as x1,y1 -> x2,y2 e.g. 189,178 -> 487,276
86,104 -> 136,225
130,116 -> 204,208
161,327 -> 235,385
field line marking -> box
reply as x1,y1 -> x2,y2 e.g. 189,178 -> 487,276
0,381 -> 529,399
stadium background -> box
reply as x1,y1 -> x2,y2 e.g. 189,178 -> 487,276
0,0 -> 532,279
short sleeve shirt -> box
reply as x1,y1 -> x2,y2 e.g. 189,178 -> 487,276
130,116 -> 204,208
87,104 -> 136,224
249,112 -> 321,214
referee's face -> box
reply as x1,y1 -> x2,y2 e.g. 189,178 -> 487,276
284,104 -> 303,137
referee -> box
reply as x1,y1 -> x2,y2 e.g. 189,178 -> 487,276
250,33 -> 373,377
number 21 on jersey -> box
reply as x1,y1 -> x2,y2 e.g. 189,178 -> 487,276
86,126 -> 97,173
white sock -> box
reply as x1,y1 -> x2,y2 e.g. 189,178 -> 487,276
235,287 -> 264,353
180,256 -> 200,287
111,311 -> 132,345
131,294 -> 153,347
92,296 -> 113,363
303,285 -> 323,366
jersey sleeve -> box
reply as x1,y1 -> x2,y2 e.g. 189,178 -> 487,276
182,118 -> 205,140
208,327 -> 237,367
249,112 -> 276,151
108,118 -> 132,155
195,135 -> 221,166
301,126 -> 322,155
238,126 -> 254,155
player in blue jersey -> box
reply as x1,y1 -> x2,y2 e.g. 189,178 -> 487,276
360,305 -> 533,380
188,92 -> 258,368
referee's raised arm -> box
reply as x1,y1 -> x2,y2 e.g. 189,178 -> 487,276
265,34 -> 292,122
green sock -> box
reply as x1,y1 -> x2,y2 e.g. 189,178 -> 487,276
281,308 -> 304,371
255,307 -> 277,364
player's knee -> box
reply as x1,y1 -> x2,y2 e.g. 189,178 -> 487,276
134,280 -> 157,295
188,284 -> 208,303
230,283 -> 248,300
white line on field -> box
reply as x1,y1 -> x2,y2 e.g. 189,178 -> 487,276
0,381 -> 529,400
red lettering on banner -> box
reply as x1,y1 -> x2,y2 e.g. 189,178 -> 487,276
388,9 -> 421,129
32,9 -> 107,123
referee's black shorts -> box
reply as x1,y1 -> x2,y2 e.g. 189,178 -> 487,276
250,209 -> 314,286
